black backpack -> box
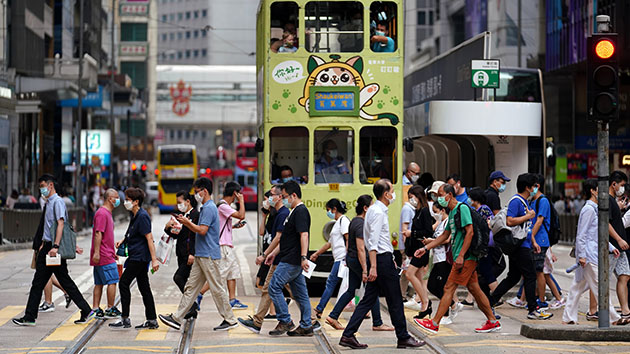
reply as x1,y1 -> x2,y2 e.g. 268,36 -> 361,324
535,195 -> 562,246
454,203 -> 490,259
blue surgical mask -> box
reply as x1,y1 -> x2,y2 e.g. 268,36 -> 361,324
40,187 -> 49,197
114,198 -> 121,208
437,196 -> 449,207
467,197 -> 473,205
326,210 -> 335,219
268,196 -> 276,207
498,184 -> 506,193
282,177 -> 292,183
375,30 -> 385,36
532,187 -> 538,196
282,198 -> 290,208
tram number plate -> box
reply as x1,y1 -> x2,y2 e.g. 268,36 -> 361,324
328,183 -> 340,192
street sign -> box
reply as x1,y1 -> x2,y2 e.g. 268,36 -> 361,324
471,59 -> 500,88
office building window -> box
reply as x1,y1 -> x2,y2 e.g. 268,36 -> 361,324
178,32 -> 183,40
170,53 -> 175,60
170,33 -> 175,40
177,51 -> 183,59
186,11 -> 191,19
202,30 -> 207,37
194,49 -> 199,57
194,10 -> 199,18
186,31 -> 191,39
121,23 -> 148,41
178,12 -> 183,21
417,11 -> 425,25
162,15 -> 167,22
201,49 -> 207,57
162,33 -> 168,41
202,9 -> 207,17
186,50 -> 191,58
169,14 -> 175,21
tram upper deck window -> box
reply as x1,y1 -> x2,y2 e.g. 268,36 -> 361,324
359,126 -> 397,184
270,2 -> 299,53
305,2 -> 364,53
314,128 -> 353,184
270,127 -> 309,184
369,2 -> 397,53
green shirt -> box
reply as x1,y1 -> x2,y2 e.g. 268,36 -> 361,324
448,202 -> 477,261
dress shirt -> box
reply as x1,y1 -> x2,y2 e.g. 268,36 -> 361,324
576,200 -> 615,265
364,200 -> 393,254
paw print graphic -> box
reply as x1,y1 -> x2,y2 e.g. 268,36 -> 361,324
383,85 -> 391,95
288,104 -> 297,114
390,96 -> 399,106
272,100 -> 281,110
377,100 -> 385,109
282,89 -> 291,99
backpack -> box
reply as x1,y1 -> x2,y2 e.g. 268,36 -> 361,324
454,203 -> 490,259
535,195 -> 562,246
490,196 -> 529,255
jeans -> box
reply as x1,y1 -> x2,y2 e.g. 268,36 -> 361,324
490,247 -> 537,313
329,256 -> 383,327
316,260 -> 341,312
269,262 -> 311,328
120,260 -> 157,320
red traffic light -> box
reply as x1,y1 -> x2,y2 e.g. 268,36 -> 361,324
205,168 -> 211,174
154,169 -> 160,176
595,39 -> 615,59
141,164 -> 147,171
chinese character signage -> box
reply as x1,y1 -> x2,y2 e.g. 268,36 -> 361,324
309,86 -> 359,117
170,79 -> 192,116
120,43 -> 148,57
120,0 -> 149,16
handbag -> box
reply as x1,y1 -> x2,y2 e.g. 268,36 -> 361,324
116,241 -> 128,257
50,205 -> 77,260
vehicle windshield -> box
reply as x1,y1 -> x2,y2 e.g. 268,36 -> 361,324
160,149 -> 194,165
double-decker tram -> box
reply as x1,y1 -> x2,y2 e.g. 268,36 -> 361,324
256,0 -> 404,287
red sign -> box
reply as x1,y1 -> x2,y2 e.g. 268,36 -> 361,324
170,80 -> 192,117
588,155 -> 598,179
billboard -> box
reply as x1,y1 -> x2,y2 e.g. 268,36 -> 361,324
80,130 -> 111,166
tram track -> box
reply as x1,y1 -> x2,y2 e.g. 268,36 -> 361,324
175,317 -> 196,354
314,326 -> 340,354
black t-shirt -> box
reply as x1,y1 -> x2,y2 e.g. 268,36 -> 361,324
406,206 -> 433,256
609,194 -> 627,250
485,187 -> 501,212
165,209 -> 199,260
126,208 -> 153,263
277,204 -> 310,265
347,216 -> 364,259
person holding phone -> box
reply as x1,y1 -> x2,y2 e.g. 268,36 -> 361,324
164,191 -> 198,297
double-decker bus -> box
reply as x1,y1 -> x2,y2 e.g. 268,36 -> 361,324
235,141 -> 258,209
156,145 -> 198,213
257,0 -> 404,285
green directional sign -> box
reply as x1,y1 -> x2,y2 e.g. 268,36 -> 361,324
471,59 -> 500,88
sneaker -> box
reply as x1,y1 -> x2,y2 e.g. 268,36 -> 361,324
93,308 -> 105,319
74,309 -> 97,324
528,309 -> 553,320
414,318 -> 439,334
439,316 -> 453,325
312,320 -> 322,332
475,320 -> 501,333
135,320 -> 159,329
403,300 -> 422,311
288,326 -> 314,336
536,299 -> 549,310
506,297 -> 526,308
461,299 -> 474,307
109,317 -> 131,329
158,314 -> 181,330
230,298 -> 249,309
196,294 -> 203,310
64,294 -> 72,309
38,302 -> 55,313
104,306 -> 122,319
451,302 -> 464,319
550,298 -> 567,310
492,307 -> 501,320
238,316 -> 261,334
214,320 -> 238,331
269,320 -> 295,336
586,311 -> 599,321
12,317 -> 35,326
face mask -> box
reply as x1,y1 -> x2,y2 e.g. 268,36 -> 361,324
40,187 -> 49,197
430,194 -> 437,202
433,212 -> 442,222
532,187 -> 539,196
114,198 -> 121,208
386,191 -> 396,203
177,203 -> 187,212
617,185 -> 625,197
124,200 -> 133,211
282,198 -> 291,209
326,210 -> 335,219
282,177 -> 292,183
375,30 -> 385,36
467,197 -> 473,205
409,197 -> 418,208
328,149 -> 338,159
194,192 -> 204,203
410,175 -> 419,183
498,184 -> 507,193
268,196 -> 277,207
438,196 -> 449,207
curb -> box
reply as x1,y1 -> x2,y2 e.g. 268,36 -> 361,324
520,323 -> 630,342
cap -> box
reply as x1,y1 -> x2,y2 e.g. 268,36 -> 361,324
489,171 -> 511,182
427,181 -> 445,195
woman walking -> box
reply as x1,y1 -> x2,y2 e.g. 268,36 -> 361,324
164,191 -> 199,293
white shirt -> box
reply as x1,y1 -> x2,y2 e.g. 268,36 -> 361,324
576,200 -> 616,265
622,208 -> 630,229
330,216 -> 350,261
364,200 -> 393,254
432,217 -> 449,264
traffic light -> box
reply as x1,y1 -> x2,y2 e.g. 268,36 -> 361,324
587,33 -> 619,121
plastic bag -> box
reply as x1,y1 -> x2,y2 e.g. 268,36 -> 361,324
155,233 -> 174,264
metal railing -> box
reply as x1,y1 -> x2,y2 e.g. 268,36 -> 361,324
558,213 -> 579,245
0,207 -> 86,243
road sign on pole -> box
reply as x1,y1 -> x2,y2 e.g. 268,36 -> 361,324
471,59 -> 500,88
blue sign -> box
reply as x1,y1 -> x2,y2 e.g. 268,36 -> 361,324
575,135 -> 630,151
58,85 -> 104,108
314,92 -> 356,111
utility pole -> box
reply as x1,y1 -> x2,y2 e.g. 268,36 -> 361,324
517,0 -> 522,67
74,0 -> 84,210
110,0 -> 116,188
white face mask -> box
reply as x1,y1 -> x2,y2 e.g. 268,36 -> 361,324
177,203 -> 187,212
433,212 -> 442,222
617,185 -> 625,197
328,149 -> 338,159
410,175 -> 419,183
409,197 -> 418,208
194,192 -> 204,203
124,200 -> 133,211
387,191 -> 396,203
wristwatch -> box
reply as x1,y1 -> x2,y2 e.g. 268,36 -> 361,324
301,255 -> 308,261
52,244 -> 60,249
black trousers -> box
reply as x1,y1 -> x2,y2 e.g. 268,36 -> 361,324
24,242 -> 91,321
427,261 -> 451,300
342,252 -> 410,340
490,247 -> 537,313
120,260 -> 157,320
173,256 -> 192,293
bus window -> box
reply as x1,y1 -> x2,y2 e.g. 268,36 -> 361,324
270,127 -> 308,184
359,126 -> 397,184
314,128 -> 353,184
305,2 -> 364,53
369,2 -> 397,53
270,2 -> 299,53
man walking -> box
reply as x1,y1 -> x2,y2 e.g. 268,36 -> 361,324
91,189 -> 122,318
13,174 -> 93,326
159,177 -> 238,331
485,171 -> 510,215
339,179 -> 424,349
608,171 -> 630,319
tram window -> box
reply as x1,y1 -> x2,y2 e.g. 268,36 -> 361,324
314,128 -> 353,184
305,2 -> 364,53
369,2 -> 397,53
270,2 -> 299,53
270,127 -> 309,184
359,126 -> 397,184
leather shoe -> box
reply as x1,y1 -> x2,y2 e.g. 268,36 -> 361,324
397,337 -> 426,348
339,335 -> 368,349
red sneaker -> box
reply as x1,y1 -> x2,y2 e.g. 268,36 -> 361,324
474,320 -> 501,333
414,318 -> 439,334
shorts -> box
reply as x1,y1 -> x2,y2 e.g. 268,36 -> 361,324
614,252 -> 630,277
543,248 -> 554,274
532,246 -> 548,273
94,262 -> 119,285
410,252 -> 429,268
447,260 -> 478,286
219,245 -> 242,281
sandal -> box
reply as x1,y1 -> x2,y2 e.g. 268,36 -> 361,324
313,308 -> 322,319
614,317 -> 630,326
325,316 -> 345,330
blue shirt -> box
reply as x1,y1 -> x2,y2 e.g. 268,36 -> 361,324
371,37 -> 395,52
315,156 -> 349,175
529,195 -> 550,247
455,188 -> 470,205
196,199 -> 221,259
125,208 -> 153,262
43,193 -> 66,242
507,194 -> 532,248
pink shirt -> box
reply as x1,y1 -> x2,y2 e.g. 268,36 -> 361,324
90,207 -> 116,266
218,201 -> 235,247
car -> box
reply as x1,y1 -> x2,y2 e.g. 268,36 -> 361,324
145,181 -> 159,207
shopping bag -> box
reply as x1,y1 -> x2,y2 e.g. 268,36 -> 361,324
335,262 -> 350,306
155,234 -> 174,264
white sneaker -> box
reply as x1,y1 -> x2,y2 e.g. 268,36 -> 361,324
450,302 -> 464,319
403,300 -> 422,311
549,297 -> 567,310
506,297 -> 526,308
440,315 -> 453,325
38,302 -> 55,313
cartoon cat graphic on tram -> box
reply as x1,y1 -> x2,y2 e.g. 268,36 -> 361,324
298,54 -> 399,125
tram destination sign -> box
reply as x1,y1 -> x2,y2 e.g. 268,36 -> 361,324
309,86 -> 360,117
471,59 -> 500,88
